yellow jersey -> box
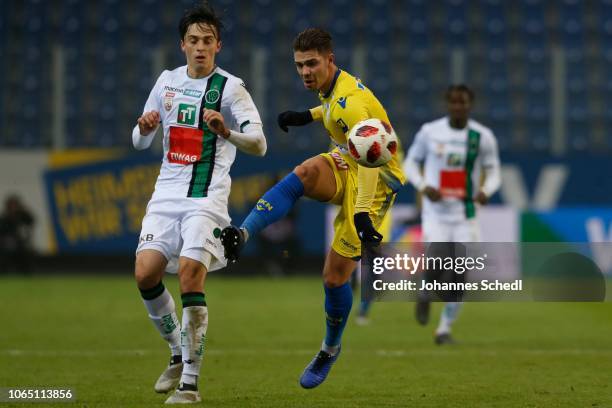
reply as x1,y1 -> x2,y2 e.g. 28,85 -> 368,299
310,69 -> 406,195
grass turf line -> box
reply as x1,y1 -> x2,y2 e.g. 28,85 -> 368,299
0,275 -> 610,407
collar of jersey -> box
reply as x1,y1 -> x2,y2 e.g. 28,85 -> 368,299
185,65 -> 218,80
320,68 -> 342,99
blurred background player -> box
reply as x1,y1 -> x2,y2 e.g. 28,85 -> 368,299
403,85 -> 501,345
132,3 -> 266,404
0,194 -> 35,274
220,28 -> 405,388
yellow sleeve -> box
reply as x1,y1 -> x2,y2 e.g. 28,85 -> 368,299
310,105 -> 323,121
355,165 -> 379,213
338,93 -> 369,135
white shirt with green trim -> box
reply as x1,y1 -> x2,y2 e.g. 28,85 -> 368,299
132,65 -> 264,201
404,116 -> 501,223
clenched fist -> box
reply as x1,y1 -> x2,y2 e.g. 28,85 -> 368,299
203,109 -> 230,138
137,111 -> 160,136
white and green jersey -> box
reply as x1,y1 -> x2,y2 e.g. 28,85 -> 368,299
404,116 -> 501,222
132,65 -> 262,202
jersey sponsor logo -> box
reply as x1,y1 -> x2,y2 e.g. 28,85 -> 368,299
184,88 -> 203,98
337,96 -> 347,109
339,237 -> 358,252
164,92 -> 175,111
205,238 -> 219,249
204,89 -> 220,104
168,126 -> 203,165
439,169 -> 467,198
169,152 -> 199,163
139,233 -> 154,243
164,85 -> 184,93
330,151 -> 349,170
177,103 -> 197,126
447,153 -> 463,167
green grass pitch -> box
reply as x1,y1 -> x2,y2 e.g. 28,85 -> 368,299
0,275 -> 610,407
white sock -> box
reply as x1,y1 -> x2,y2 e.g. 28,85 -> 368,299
143,287 -> 182,357
180,306 -> 208,386
321,341 -> 340,356
436,302 -> 462,335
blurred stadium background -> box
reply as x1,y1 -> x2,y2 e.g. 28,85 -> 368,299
0,0 -> 610,269
0,1 -> 611,406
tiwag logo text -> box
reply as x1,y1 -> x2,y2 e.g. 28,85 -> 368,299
169,152 -> 199,163
168,126 -> 203,165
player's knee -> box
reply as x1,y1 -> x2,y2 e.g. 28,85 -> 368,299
323,271 -> 347,288
134,258 -> 158,288
293,163 -> 318,189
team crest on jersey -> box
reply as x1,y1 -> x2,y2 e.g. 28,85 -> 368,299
204,89 -> 220,104
164,92 -> 175,111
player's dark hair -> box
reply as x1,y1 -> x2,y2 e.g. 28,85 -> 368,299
446,84 -> 475,102
179,2 -> 224,41
293,28 -> 333,54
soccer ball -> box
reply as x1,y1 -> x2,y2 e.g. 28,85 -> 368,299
347,118 -> 398,167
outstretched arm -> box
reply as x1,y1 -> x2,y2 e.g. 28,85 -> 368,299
277,105 -> 322,132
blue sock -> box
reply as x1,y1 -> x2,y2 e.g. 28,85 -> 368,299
323,283 -> 353,351
241,172 -> 304,238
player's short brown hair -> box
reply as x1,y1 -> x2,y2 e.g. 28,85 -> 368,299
293,28 -> 333,54
179,1 -> 224,41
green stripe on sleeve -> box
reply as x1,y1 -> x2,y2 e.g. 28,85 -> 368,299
239,120 -> 251,132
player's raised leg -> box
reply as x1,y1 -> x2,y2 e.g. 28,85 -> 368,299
135,250 -> 183,393
221,155 -> 336,261
300,248 -> 355,389
165,256 -> 209,404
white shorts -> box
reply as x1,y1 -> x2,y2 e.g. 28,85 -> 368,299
136,195 -> 230,272
422,217 -> 481,242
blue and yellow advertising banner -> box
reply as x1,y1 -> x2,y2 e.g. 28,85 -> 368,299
43,154 -> 160,253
